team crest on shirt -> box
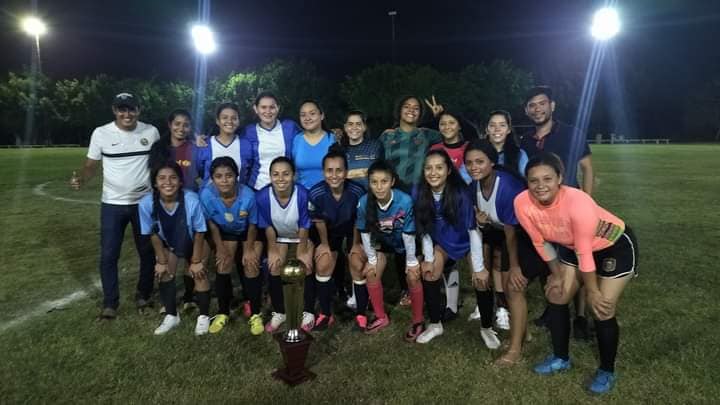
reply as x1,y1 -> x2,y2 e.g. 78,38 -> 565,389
224,212 -> 234,222
602,258 -> 617,273
238,210 -> 248,217
140,138 -> 149,146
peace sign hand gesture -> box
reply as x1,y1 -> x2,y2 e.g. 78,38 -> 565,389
424,95 -> 444,117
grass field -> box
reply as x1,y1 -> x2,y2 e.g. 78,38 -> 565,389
1,145 -> 719,404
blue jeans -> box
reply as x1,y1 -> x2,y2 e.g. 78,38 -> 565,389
99,203 -> 155,309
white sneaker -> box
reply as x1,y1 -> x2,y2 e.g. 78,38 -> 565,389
416,322 -> 444,344
195,315 -> 210,336
481,327 -> 501,349
301,311 -> 315,332
496,307 -> 510,330
154,314 -> 180,335
265,312 -> 286,333
346,294 -> 357,310
467,305 -> 481,321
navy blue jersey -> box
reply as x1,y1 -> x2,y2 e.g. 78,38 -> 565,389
428,188 -> 477,261
309,180 -> 365,244
345,138 -> 384,190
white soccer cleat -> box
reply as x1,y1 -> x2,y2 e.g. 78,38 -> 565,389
496,307 -> 510,330
481,327 -> 501,350
265,312 -> 287,333
194,315 -> 210,336
154,314 -> 180,335
416,322 -> 444,344
468,305 -> 482,321
301,311 -> 316,332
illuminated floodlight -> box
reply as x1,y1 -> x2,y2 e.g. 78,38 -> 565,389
591,7 -> 620,40
191,24 -> 216,54
21,16 -> 47,37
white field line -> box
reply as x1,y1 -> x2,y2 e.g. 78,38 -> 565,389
33,181 -> 100,205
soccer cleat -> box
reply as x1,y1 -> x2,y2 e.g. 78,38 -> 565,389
416,322 -> 444,344
495,307 -> 510,331
265,312 -> 287,333
346,294 -> 357,310
480,327 -> 502,349
301,312 -> 316,332
154,314 -> 181,335
573,316 -> 592,341
364,316 -> 390,334
588,369 -> 616,394
398,290 -> 411,307
534,355 -> 571,375
354,315 -> 368,331
467,305 -> 482,321
209,314 -> 229,334
314,314 -> 335,331
404,322 -> 426,343
443,308 -> 458,322
195,315 -> 210,336
241,300 -> 252,318
248,314 -> 264,336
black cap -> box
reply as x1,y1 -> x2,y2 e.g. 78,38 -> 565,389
112,92 -> 139,109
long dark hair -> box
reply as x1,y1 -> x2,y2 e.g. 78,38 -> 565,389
149,161 -> 185,233
464,140 -> 527,185
487,110 -> 522,175
148,109 -> 192,169
393,95 -> 424,127
365,160 -> 397,234
415,149 -> 466,236
299,98 -> 332,134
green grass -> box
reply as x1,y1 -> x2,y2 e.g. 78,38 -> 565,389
1,145 -> 719,403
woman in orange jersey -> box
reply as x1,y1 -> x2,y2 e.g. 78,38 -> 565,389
513,152 -> 638,395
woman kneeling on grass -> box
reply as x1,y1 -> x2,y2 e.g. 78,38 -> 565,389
514,152 -> 638,394
200,157 -> 263,335
139,161 -> 208,335
407,149 -> 486,344
352,160 -> 418,334
257,157 -> 314,333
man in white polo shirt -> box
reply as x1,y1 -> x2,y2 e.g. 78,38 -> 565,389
71,93 -> 160,319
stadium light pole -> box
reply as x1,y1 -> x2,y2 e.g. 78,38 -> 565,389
190,21 -> 216,136
388,10 -> 397,63
21,15 -> 47,145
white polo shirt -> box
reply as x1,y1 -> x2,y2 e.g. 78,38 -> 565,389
87,121 -> 159,205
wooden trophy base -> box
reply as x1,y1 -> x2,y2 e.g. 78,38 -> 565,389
272,332 -> 315,386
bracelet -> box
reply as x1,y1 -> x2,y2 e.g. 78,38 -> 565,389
191,259 -> 202,264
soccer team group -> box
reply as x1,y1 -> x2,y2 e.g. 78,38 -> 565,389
70,86 -> 638,394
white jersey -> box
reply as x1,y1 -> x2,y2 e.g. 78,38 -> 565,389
210,135 -> 242,170
254,123 -> 286,190
270,189 -> 301,243
476,176 -> 503,227
87,121 -> 159,204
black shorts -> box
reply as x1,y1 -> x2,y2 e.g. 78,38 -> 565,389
557,227 -> 638,279
220,230 -> 247,242
517,228 -> 550,281
309,226 -> 348,252
481,227 -> 509,272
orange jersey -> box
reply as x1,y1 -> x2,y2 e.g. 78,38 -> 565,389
513,187 -> 625,272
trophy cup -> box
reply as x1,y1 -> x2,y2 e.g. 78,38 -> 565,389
272,244 -> 315,385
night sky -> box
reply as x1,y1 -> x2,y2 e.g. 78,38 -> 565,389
2,0 -> 720,136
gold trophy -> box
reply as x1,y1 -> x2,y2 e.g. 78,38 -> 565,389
272,243 -> 315,385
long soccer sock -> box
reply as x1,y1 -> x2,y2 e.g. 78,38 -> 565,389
595,317 -> 619,372
196,290 -> 210,316
334,255 -> 347,297
353,280 -> 369,316
495,291 -> 508,309
215,273 -> 233,315
367,281 -> 387,319
423,279 -> 443,323
182,275 -> 195,302
409,284 -> 424,324
548,303 -> 571,360
303,275 -> 316,313
269,275 -> 285,314
475,289 -> 494,329
444,269 -> 460,312
316,274 -> 334,315
244,275 -> 262,315
159,280 -> 177,316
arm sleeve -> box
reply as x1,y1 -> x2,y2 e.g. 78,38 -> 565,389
189,195 -> 207,233
402,233 -> 418,267
138,197 -> 154,236
297,187 -> 312,229
402,204 -> 416,234
247,190 -> 258,225
518,149 -> 529,177
256,191 -> 270,229
355,198 -> 367,232
87,129 -> 102,160
468,229 -> 485,272
421,234 -> 434,263
361,232 -> 378,266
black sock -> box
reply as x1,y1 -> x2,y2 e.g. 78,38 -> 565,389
548,303 -> 571,360
396,256 -> 408,291
423,278 -> 443,323
476,289 -> 494,329
245,275 -> 262,315
159,280 -> 177,316
316,276 -> 335,315
269,275 -> 285,314
303,275 -> 316,313
215,273 -> 233,315
595,317 -> 619,372
355,283 -> 369,315
333,254 -> 347,297
182,275 -> 195,302
495,291 -> 508,309
196,290 -> 210,316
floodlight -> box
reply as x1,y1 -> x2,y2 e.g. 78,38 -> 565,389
191,24 -> 216,54
21,16 -> 47,37
591,7 -> 620,40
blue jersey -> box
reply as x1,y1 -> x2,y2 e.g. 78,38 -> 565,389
292,131 -> 336,190
200,182 -> 257,236
243,119 -> 301,190
345,138 -> 384,190
356,189 -> 416,252
195,135 -> 255,187
472,169 -> 526,227
256,184 -> 311,243
139,191 -> 207,242
427,188 -> 476,261
309,180 -> 365,244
